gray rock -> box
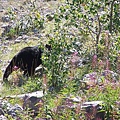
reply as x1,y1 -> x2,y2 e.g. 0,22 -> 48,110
0,115 -> 7,120
2,15 -> 10,22
0,100 -> 12,112
8,104 -> 23,118
2,91 -> 45,99
83,70 -> 119,85
0,108 -> 5,115
23,96 -> 44,117
14,39 -> 21,43
81,101 -> 105,120
0,100 -> 23,119
14,35 -> 29,43
1,24 -> 11,37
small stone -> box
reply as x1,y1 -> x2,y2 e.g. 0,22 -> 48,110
0,115 -> 7,120
81,101 -> 105,120
8,104 -> 23,117
14,39 -> 21,43
2,15 -> 10,22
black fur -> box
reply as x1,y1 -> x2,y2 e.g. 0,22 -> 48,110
3,44 -> 51,82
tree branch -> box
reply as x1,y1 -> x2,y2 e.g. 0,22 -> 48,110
96,11 -> 102,54
109,0 -> 116,33
86,24 -> 96,40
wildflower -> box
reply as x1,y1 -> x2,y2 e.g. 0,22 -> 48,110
92,54 -> 97,70
106,59 -> 110,70
75,104 -> 81,114
70,51 -> 80,68
13,66 -> 19,71
117,51 -> 120,74
89,72 -> 97,81
42,74 -> 47,94
73,51 -> 78,56
65,98 -> 74,108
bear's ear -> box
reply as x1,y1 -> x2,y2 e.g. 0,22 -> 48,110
45,44 -> 52,51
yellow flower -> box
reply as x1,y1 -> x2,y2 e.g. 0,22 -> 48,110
35,12 -> 41,19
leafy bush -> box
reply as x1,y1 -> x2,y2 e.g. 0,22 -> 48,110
41,0 -> 120,119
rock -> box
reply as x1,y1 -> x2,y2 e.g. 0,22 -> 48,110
0,60 -> 2,63
81,101 -> 105,120
82,70 -> 119,88
0,100 -> 12,112
23,96 -> 44,116
0,9 -> 3,12
74,41 -> 82,47
63,96 -> 82,108
35,66 -> 43,73
1,91 -> 45,99
102,70 -> 119,82
0,90 -> 45,118
46,14 -> 54,21
2,15 -> 10,22
0,108 -> 4,115
8,104 -> 23,119
0,100 -> 23,119
14,39 -> 21,43
14,35 -> 29,43
0,115 -> 7,120
1,24 -> 11,37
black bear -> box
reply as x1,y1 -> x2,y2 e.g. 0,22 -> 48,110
3,44 -> 51,82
